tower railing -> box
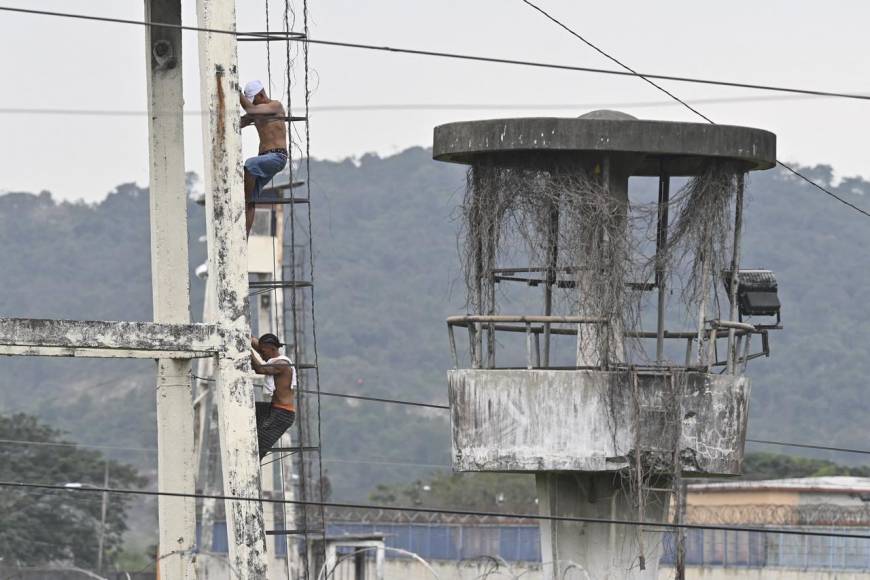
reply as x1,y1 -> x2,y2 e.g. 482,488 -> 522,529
446,315 -> 767,372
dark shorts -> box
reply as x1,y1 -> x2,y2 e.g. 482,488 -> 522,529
255,402 -> 296,460
244,149 -> 288,202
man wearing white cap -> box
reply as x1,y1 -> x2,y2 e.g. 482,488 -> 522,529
240,80 -> 288,236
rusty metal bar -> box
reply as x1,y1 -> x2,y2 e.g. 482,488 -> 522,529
684,337 -> 693,367
655,169 -> 670,363
726,174 -> 745,374
447,324 -> 459,369
706,326 -> 717,372
487,269 -> 496,369
468,323 -> 480,369
525,322 -> 533,370
543,201 -> 559,368
742,333 -> 752,372
448,315 -> 608,324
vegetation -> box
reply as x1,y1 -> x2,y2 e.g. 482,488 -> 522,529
0,148 -> 868,507
368,452 -> 870,513
0,413 -> 144,568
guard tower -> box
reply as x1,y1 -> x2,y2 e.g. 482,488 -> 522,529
433,112 -> 781,579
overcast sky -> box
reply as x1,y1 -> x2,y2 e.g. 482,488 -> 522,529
1,0 -> 868,202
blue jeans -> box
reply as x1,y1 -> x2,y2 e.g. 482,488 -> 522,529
244,150 -> 288,201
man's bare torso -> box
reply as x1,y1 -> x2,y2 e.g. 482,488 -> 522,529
271,365 -> 295,408
253,100 -> 288,153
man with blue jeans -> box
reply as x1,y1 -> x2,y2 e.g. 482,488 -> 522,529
240,80 -> 288,236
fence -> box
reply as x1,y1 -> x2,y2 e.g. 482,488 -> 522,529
208,518 -> 870,571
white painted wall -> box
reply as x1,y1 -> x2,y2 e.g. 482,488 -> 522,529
384,560 -> 870,580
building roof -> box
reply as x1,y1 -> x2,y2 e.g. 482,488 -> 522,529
689,476 -> 870,494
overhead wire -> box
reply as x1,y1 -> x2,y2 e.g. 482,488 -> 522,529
300,0 -> 330,550
3,0 -> 869,556
189,374 -> 870,456
0,94 -> 842,117
1,5 -> 870,102
518,0 -> 870,219
3,3 -> 867,220
2,480 -> 870,541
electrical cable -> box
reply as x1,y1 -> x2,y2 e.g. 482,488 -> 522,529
518,0 -> 870,220
189,374 -> 870,456
2,480 -> 869,540
2,5 -> 870,102
0,4 -> 298,39
746,439 -> 870,456
0,436 -> 451,470
0,94 -> 838,117
301,0 -> 330,553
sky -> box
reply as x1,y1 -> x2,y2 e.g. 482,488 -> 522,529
1,0 -> 868,202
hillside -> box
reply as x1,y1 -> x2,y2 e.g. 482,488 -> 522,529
0,147 -> 868,501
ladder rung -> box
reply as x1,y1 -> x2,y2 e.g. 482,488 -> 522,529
266,529 -> 325,536
260,180 -> 305,195
252,197 -> 310,206
237,32 -> 307,42
296,362 -> 317,369
267,446 -> 321,453
249,280 -> 313,289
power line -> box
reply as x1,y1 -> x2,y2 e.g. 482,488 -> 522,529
0,436 -> 450,470
191,374 -> 450,410
194,372 -> 870,456
2,5 -> 870,103
0,94 -> 834,118
301,38 -> 870,102
300,388 -> 449,410
747,439 -> 870,456
519,0 -> 870,220
0,4 -> 297,39
2,480 -> 870,540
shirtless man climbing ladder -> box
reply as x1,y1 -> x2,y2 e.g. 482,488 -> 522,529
240,79 -> 288,236
251,333 -> 297,459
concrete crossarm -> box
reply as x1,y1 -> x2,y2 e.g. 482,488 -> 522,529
0,318 -> 225,358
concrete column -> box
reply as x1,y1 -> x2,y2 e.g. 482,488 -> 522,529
536,473 -> 669,580
196,0 -> 269,577
144,1 -> 197,578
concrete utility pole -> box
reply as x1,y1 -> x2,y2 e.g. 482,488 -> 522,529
145,1 -> 197,577
0,2 -> 271,579
196,0 -> 269,577
96,461 -> 109,575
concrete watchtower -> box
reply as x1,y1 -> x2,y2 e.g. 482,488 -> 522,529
433,112 -> 779,579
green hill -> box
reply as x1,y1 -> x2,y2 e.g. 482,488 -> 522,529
1,147 -> 868,502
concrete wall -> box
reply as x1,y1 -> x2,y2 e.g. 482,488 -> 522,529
449,369 -> 750,476
384,560 -> 870,580
689,491 -> 800,507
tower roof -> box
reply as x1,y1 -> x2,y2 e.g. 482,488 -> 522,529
433,113 -> 776,176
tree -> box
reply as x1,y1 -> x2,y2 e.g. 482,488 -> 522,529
368,453 -> 870,513
742,452 -> 870,481
0,413 -> 145,570
369,471 -> 537,512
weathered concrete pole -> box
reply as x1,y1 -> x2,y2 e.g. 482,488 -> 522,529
196,0 -> 269,577
144,1 -> 197,577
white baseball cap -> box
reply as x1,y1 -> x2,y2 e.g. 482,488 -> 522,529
244,80 -> 265,102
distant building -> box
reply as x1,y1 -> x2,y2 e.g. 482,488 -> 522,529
687,477 -> 870,526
